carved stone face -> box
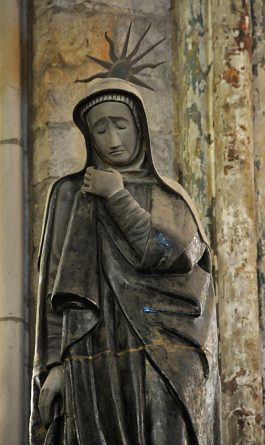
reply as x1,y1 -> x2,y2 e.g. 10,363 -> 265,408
87,102 -> 138,166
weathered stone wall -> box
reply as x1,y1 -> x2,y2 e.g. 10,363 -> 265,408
28,0 -> 265,443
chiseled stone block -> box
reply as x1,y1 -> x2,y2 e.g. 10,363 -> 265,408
32,124 -> 85,185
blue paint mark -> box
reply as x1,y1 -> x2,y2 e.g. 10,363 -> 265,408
154,232 -> 170,248
143,306 -> 158,313
143,306 -> 197,318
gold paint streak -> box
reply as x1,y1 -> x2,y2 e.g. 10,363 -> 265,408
117,346 -> 145,357
65,342 -> 199,362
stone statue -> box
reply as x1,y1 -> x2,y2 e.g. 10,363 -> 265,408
30,25 -> 221,445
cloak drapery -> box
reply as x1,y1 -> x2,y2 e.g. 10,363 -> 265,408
30,79 -> 221,445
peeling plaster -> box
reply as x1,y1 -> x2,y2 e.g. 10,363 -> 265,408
187,102 -> 203,135
213,0 -> 264,442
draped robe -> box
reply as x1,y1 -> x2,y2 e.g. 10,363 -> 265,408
30,172 -> 221,445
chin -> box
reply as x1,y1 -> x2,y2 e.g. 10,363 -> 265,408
108,155 -> 131,165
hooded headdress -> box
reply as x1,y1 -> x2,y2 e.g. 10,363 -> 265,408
73,21 -> 165,172
73,78 -> 155,178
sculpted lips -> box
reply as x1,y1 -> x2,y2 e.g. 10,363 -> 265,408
109,146 -> 125,155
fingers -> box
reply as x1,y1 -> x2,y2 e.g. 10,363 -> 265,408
38,387 -> 49,426
83,175 -> 91,193
86,166 -> 95,173
43,390 -> 56,426
38,366 -> 64,426
38,387 -> 46,416
105,167 -> 116,173
82,168 -> 123,197
83,167 -> 93,193
38,387 -> 56,426
82,185 -> 91,193
84,174 -> 91,184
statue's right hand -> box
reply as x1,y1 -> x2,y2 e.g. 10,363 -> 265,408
38,365 -> 64,426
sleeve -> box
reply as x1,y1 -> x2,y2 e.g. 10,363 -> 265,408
107,187 -> 207,274
42,181 -> 77,368
107,188 -> 151,256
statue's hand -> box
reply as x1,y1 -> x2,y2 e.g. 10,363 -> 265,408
82,166 -> 124,199
38,365 -> 64,426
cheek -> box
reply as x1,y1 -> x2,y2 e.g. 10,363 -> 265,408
93,134 -> 106,151
120,130 -> 137,151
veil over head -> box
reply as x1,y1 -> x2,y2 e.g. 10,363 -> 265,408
73,78 -> 158,180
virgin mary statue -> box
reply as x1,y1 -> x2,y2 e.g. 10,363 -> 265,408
30,75 -> 221,445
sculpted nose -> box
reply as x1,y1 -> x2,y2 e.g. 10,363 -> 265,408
108,124 -> 121,149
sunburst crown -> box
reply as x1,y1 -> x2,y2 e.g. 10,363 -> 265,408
75,22 -> 166,91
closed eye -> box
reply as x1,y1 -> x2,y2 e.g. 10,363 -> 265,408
116,122 -> 127,130
94,123 -> 106,134
113,117 -> 128,130
97,127 -> 106,134
94,117 -> 107,134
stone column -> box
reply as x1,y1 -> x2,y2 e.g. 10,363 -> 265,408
252,0 -> 265,423
212,0 -> 264,442
0,0 -> 25,443
172,0 -> 215,239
